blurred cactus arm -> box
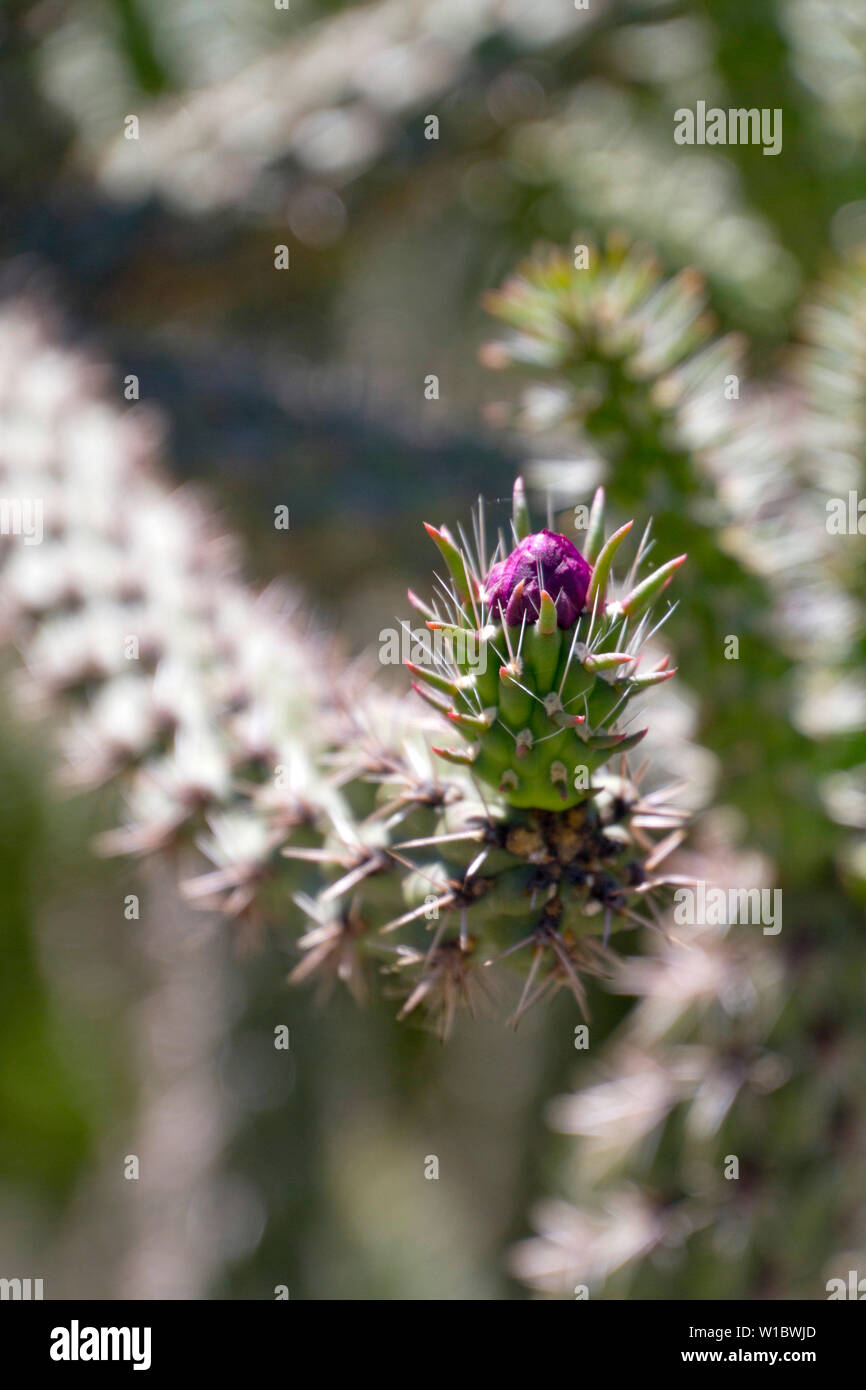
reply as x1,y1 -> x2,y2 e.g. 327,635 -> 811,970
477,241 -> 866,1299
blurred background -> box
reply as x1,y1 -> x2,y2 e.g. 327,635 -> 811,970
1,0 -> 864,1299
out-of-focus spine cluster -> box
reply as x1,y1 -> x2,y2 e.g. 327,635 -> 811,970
0,298 -> 357,930
42,0 -> 789,325
512,850 -> 866,1298
92,0 -> 603,212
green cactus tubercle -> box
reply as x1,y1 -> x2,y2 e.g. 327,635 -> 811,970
411,480 -> 685,813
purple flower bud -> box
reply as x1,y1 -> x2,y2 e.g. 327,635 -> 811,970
484,530 -> 592,629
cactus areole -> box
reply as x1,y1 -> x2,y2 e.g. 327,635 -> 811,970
411,480 -> 684,812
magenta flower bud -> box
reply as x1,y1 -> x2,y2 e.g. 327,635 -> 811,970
484,529 -> 592,629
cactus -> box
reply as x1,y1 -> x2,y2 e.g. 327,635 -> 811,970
418,493 -> 684,809
289,479 -> 690,1032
